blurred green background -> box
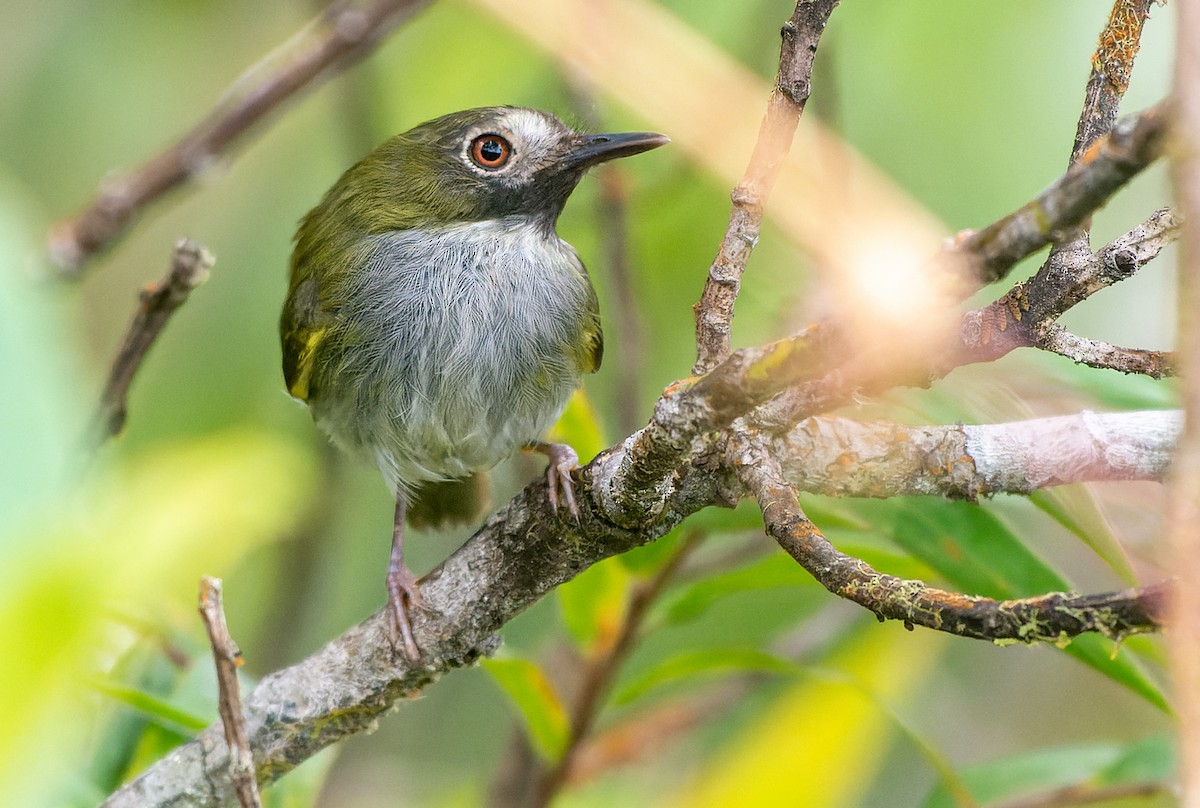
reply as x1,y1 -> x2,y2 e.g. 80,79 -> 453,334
0,1 -> 1181,806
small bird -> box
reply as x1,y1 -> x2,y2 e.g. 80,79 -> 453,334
280,106 -> 667,658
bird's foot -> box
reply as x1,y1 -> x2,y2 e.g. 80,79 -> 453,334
530,441 -> 580,521
386,565 -> 422,661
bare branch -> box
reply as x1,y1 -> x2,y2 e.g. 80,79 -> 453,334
603,325 -> 837,528
48,0 -> 433,275
776,410 -> 1180,499
1036,326 -> 1177,377
956,207 -> 1180,367
98,395 -> 1183,807
736,434 -> 1167,643
91,238 -> 213,443
963,2 -> 1165,377
733,108 -> 1173,437
692,0 -> 840,374
198,578 -> 261,808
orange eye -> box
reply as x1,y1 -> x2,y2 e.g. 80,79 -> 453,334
469,134 -> 512,169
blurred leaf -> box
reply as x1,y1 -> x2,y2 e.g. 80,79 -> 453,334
882,499 -> 1068,598
612,647 -> 795,707
1059,634 -> 1168,714
87,679 -> 209,735
84,638 -> 187,795
870,499 -> 1167,710
481,656 -> 570,762
0,171 -> 82,562
1095,734 -> 1174,785
548,388 -> 607,463
619,527 -> 690,574
1030,486 -> 1136,585
0,430 -> 315,803
558,557 -> 630,654
660,554 -> 812,626
918,739 -> 1170,808
668,625 -> 945,808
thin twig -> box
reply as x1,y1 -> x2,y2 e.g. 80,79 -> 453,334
48,0 -> 433,274
1075,0 -> 1156,164
198,577 -> 261,808
616,105 -> 1172,505
692,0 -> 840,375
1028,0 -> 1156,334
1036,326 -> 1177,377
604,325 -> 837,528
92,238 -> 213,443
985,1 -> 1161,371
957,207 -> 1181,367
531,533 -> 702,807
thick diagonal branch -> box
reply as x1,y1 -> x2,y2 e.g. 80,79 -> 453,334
99,405 -> 1179,807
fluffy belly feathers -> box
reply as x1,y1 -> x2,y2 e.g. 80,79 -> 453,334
307,221 -> 597,494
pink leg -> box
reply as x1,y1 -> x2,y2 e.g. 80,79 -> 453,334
387,493 -> 421,660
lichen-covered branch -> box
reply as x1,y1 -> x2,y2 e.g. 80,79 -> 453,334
738,436 -> 1168,643
1075,0 -> 1156,164
692,0 -> 839,374
957,207 -> 1181,368
48,0 -> 433,274
603,326 -> 836,528
1036,327 -> 1177,377
967,2 -> 1165,377
99,461 -> 680,808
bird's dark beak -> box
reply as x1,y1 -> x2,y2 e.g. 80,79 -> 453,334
564,131 -> 670,170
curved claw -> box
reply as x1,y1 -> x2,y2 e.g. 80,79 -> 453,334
530,441 -> 581,522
